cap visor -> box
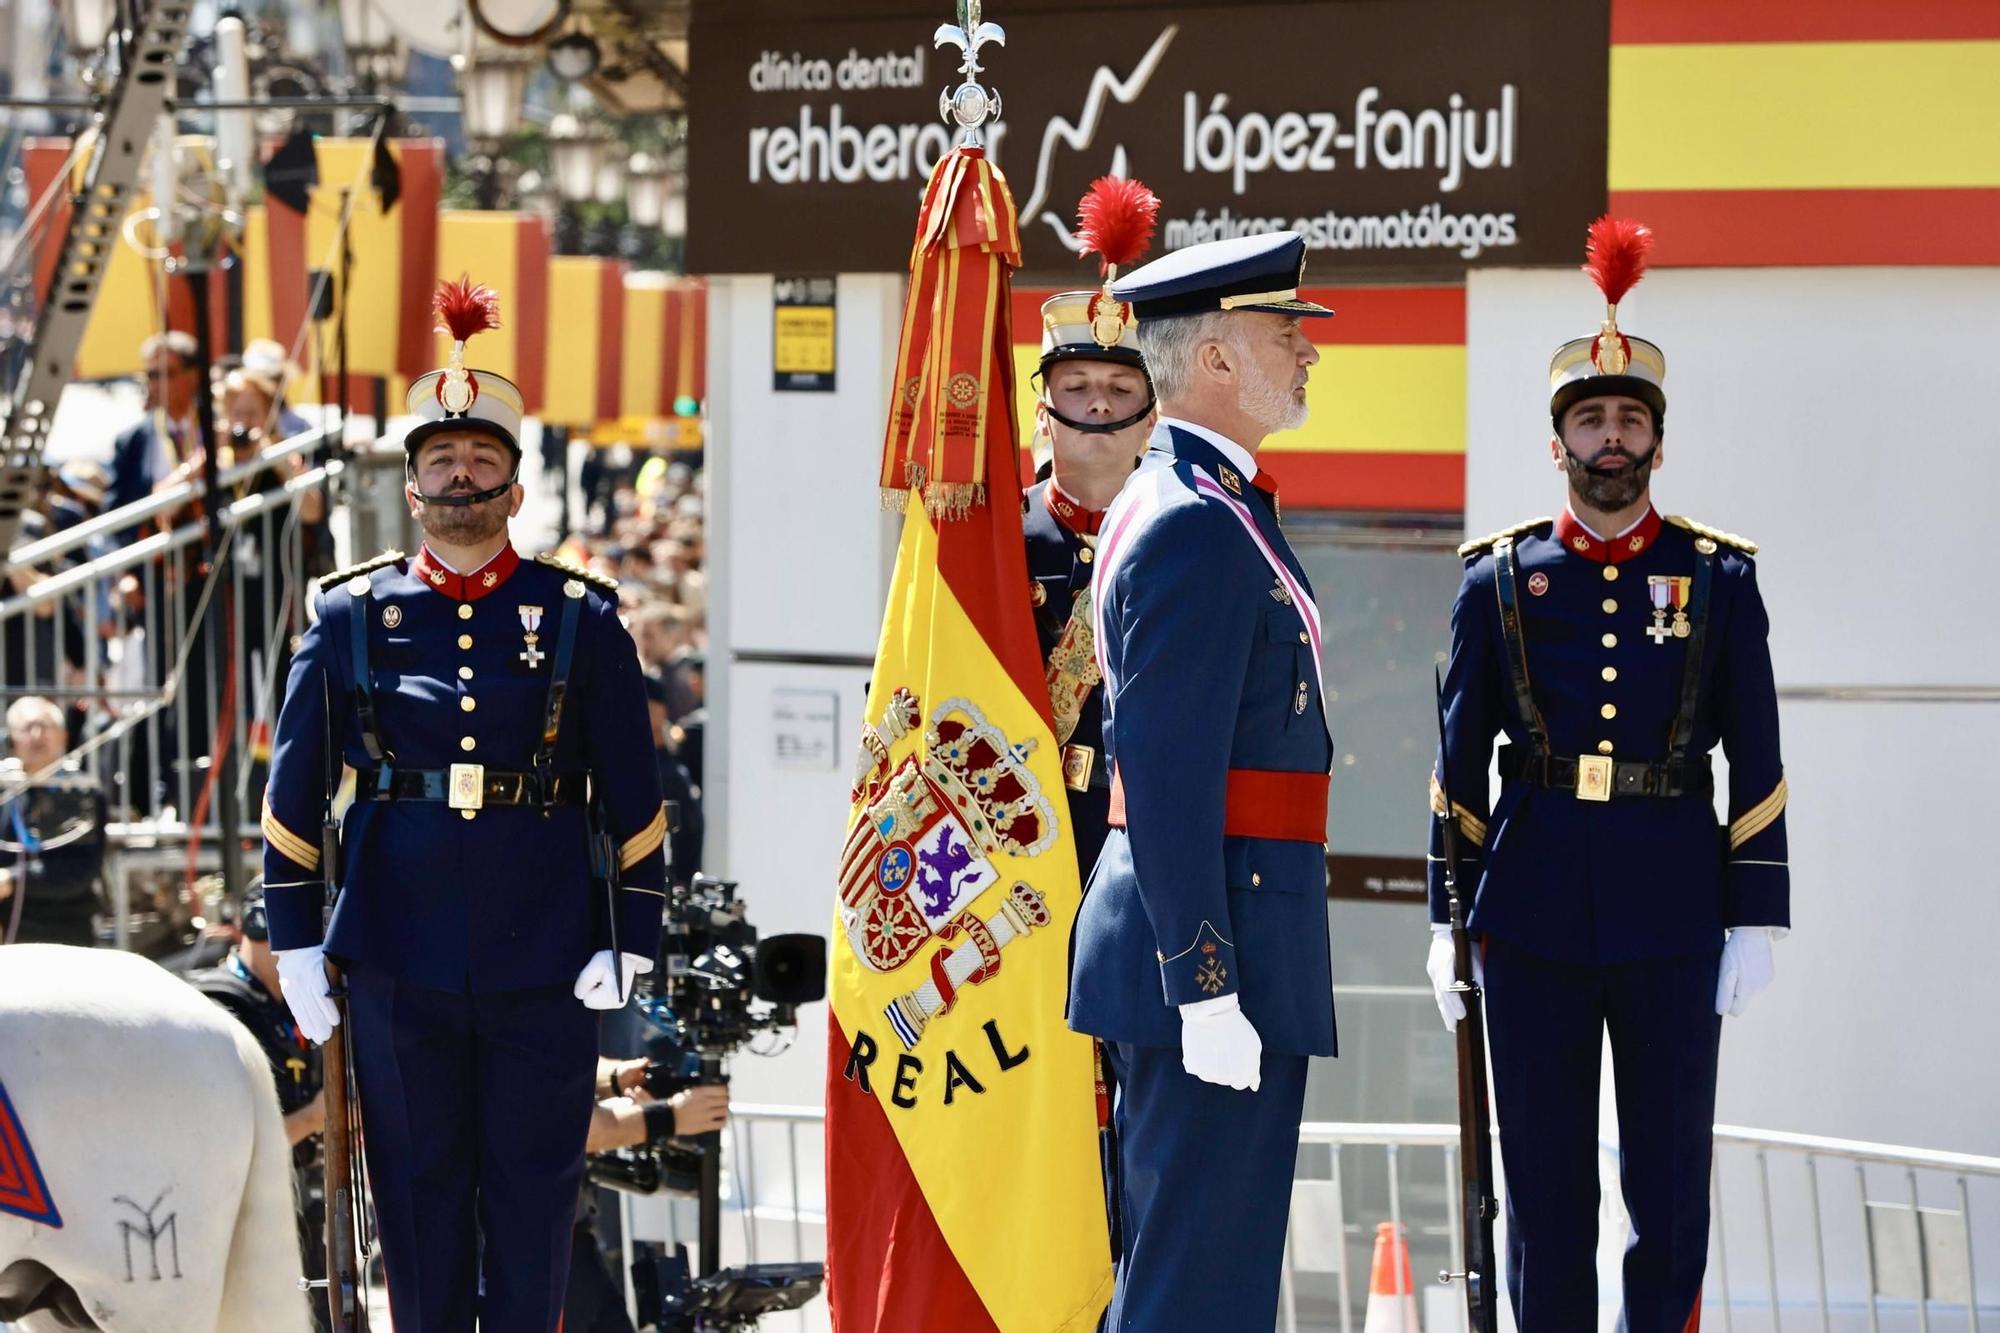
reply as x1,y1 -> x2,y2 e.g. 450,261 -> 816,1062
404,417 -> 521,455
1240,298 -> 1335,318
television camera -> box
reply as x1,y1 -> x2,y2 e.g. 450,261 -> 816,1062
584,875 -> 827,1330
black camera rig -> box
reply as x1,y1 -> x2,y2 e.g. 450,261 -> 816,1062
584,875 -> 828,1330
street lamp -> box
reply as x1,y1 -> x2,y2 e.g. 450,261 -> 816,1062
624,152 -> 668,228
547,112 -> 610,205
662,185 -> 686,244
593,155 -> 625,207
546,29 -> 601,83
61,0 -> 119,53
459,50 -> 539,142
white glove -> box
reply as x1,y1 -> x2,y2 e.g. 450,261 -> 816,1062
1715,927 -> 1777,1018
1178,993 -> 1262,1091
1425,923 -> 1483,1032
275,946 -> 340,1045
574,950 -> 655,1010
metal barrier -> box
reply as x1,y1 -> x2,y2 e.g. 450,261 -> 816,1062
1,428 -> 340,932
705,1107 -> 2000,1333
1700,1126 -> 1999,1333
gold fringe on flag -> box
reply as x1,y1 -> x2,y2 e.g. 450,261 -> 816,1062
877,147 -> 1022,519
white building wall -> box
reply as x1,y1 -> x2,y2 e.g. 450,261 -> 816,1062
1465,266 -> 2000,1158
704,271 -> 903,1110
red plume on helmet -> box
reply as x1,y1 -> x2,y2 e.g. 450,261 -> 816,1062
433,275 -> 502,343
1582,216 -> 1652,375
1075,176 -> 1160,279
1582,216 -> 1653,310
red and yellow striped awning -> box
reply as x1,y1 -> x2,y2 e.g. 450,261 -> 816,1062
426,210 -> 552,414
1608,0 -> 2000,265
541,256 -> 627,429
620,273 -> 708,421
1011,285 -> 1465,512
20,136 -> 445,385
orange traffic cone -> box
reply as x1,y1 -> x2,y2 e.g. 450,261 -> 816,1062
1361,1220 -> 1421,1333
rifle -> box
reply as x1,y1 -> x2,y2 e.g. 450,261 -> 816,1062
320,963 -> 368,1332
314,676 -> 370,1331
1434,667 -> 1498,1333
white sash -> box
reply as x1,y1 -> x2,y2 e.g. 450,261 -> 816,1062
1091,460 -> 1327,724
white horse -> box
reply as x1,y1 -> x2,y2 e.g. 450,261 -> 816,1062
0,944 -> 312,1333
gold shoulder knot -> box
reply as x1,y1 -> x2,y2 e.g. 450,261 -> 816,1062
1665,515 -> 1758,555
316,549 -> 404,591
535,552 -> 620,596
1457,517 -> 1553,560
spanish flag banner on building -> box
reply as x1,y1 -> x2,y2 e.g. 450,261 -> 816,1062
825,142 -> 1113,1331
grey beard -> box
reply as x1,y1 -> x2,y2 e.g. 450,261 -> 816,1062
1237,356 -> 1308,435
1565,451 -> 1653,511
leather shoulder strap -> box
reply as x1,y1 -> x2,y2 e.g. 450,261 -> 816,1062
1490,538 -> 1550,763
1666,544 -> 1717,766
345,580 -> 391,770
534,590 -> 588,800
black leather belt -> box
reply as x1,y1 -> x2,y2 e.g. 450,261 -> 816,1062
1499,745 -> 1711,800
355,766 -> 589,809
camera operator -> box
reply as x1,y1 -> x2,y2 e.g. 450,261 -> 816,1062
1,696 -> 107,948
186,880 -> 328,1333
567,1059 -> 730,1333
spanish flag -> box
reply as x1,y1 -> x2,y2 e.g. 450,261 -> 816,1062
825,145 -> 1112,1331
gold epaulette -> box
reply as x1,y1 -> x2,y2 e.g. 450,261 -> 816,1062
1665,515 -> 1758,555
1457,517 -> 1553,559
535,552 -> 620,596
316,549 -> 404,591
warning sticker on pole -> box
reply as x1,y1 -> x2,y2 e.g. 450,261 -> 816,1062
774,275 -> 837,391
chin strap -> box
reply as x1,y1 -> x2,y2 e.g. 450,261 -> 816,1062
1041,394 -> 1156,437
1562,440 -> 1659,478
407,471 -> 518,507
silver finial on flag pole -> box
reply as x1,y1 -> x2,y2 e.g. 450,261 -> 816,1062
935,0 -> 1005,148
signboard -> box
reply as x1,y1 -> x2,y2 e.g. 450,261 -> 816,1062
773,274 -> 837,391
1324,853 -> 1429,905
772,687 -> 840,769
689,0 -> 1609,279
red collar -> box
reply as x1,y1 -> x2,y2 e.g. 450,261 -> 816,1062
1552,508 -> 1662,564
1043,482 -> 1106,538
411,543 -> 520,600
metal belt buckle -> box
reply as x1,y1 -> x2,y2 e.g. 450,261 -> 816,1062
447,763 -> 485,810
1575,754 -> 1613,802
1061,743 -> 1095,794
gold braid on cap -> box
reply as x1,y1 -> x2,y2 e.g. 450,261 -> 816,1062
1581,216 -> 1653,376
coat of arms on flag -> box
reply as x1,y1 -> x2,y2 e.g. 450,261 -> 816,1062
839,696 -> 1057,1049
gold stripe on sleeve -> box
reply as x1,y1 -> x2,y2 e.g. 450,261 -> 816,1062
619,804 -> 668,871
1729,776 -> 1789,850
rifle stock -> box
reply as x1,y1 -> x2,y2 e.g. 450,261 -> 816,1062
321,964 -> 367,1333
1435,669 -> 1499,1333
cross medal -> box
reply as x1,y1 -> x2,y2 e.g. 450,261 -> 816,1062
1645,576 -> 1690,644
518,605 -> 545,667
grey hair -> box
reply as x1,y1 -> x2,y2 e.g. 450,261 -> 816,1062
1133,311 -> 1237,403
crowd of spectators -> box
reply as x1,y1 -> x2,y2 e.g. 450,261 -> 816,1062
555,446 -> 709,885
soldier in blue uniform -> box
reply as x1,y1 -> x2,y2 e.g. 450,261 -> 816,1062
1022,282 -> 1154,882
260,278 -> 668,1333
1069,231 -> 1337,1331
1425,218 -> 1789,1329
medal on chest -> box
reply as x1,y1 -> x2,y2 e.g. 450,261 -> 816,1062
518,605 -> 545,667
1646,575 -> 1692,645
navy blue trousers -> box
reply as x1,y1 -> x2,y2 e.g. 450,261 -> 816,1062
346,965 -> 598,1333
1101,1041 -> 1307,1333
1483,938 -> 1722,1333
